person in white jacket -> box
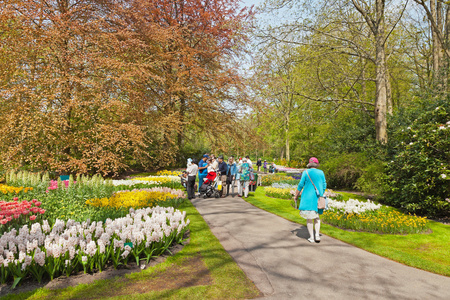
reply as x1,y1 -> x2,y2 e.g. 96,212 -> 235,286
245,156 -> 252,168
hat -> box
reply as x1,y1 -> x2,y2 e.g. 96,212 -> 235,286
203,154 -> 209,158
307,157 -> 319,168
309,157 -> 319,164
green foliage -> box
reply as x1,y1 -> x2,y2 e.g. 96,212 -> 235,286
384,99 -> 450,218
355,161 -> 388,195
320,153 -> 368,190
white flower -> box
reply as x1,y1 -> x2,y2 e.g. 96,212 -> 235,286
441,174 -> 447,179
436,107 -> 440,110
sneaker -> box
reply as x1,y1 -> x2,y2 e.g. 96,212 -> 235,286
315,235 -> 321,243
307,237 -> 315,243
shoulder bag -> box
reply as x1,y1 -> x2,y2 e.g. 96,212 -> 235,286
305,171 -> 326,210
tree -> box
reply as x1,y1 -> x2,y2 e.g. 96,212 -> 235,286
0,0 -> 254,174
255,0 -> 410,143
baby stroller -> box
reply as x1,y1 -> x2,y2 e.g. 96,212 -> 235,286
199,171 -> 220,198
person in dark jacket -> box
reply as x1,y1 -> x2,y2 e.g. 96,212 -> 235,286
256,158 -> 262,171
217,155 -> 228,197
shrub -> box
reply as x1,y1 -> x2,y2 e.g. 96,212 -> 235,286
384,99 -> 450,218
320,153 -> 368,190
355,161 -> 388,195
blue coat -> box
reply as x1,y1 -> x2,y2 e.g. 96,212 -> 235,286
297,168 -> 326,212
227,162 -> 237,176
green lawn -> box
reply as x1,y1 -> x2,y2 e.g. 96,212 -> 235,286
245,188 -> 450,277
2,200 -> 260,300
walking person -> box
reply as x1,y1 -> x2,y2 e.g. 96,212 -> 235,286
294,157 -> 326,243
226,156 -> 237,196
263,160 -> 268,173
217,155 -> 228,197
256,158 -> 262,172
186,159 -> 198,200
198,155 -> 209,192
246,156 -> 253,168
238,158 -> 251,198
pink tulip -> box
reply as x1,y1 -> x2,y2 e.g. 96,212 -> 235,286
35,202 -> 42,207
39,209 -> 45,214
13,197 -> 18,201
0,219 -> 7,225
29,215 -> 36,221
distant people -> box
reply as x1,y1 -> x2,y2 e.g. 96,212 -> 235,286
186,159 -> 198,200
263,160 -> 268,173
226,156 -> 237,197
256,158 -> 262,172
294,157 -> 326,243
238,158 -> 251,198
246,156 -> 252,168
198,155 -> 209,192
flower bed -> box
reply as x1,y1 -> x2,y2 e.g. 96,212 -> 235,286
0,198 -> 45,231
261,174 -> 298,186
86,188 -> 186,209
0,206 -> 189,287
322,198 -> 428,234
156,170 -> 182,176
0,184 -> 33,195
264,187 -> 295,199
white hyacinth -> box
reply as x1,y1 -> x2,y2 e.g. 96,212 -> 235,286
327,198 -> 382,214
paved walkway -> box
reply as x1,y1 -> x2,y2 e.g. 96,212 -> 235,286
191,195 -> 450,300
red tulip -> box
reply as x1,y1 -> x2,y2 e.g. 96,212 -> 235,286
29,215 -> 36,221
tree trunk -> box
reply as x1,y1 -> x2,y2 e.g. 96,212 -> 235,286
431,0 -> 442,79
285,111 -> 290,162
385,66 -> 393,114
374,0 -> 388,144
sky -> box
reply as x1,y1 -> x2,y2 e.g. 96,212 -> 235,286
241,0 -> 263,8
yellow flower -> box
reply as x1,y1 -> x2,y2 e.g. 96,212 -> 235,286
0,184 -> 33,194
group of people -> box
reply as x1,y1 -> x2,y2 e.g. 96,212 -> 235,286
184,154 -> 255,200
185,154 -> 327,244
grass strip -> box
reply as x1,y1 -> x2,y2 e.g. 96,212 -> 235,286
2,200 -> 261,300
245,188 -> 450,277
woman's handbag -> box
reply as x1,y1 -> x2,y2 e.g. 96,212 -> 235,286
305,171 -> 326,210
249,170 -> 255,181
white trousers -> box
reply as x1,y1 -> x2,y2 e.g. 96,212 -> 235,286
238,180 -> 249,197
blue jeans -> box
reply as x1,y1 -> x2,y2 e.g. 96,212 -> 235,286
198,174 -> 206,192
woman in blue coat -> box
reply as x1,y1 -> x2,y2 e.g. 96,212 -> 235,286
294,157 -> 326,243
